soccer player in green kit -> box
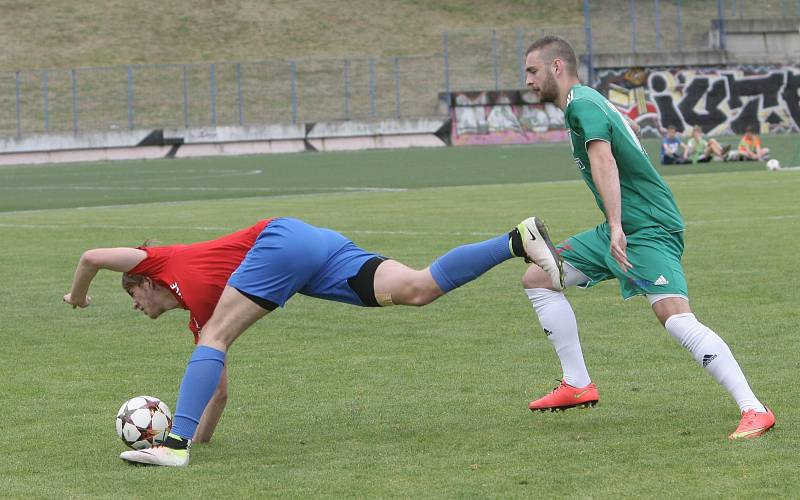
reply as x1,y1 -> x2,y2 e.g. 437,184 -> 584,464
521,36 -> 774,439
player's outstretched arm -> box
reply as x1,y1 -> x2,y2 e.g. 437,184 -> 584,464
64,247 -> 147,308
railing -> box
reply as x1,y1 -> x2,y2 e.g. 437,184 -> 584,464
2,0 -> 798,138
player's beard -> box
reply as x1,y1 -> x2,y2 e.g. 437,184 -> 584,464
537,70 -> 560,104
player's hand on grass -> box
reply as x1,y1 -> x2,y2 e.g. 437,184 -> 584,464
609,227 -> 633,271
63,293 -> 92,309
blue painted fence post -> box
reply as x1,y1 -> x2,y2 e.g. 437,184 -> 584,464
394,57 -> 401,119
127,66 -> 135,130
491,29 -> 499,91
369,58 -> 376,118
629,0 -> 637,52
676,0 -> 683,52
182,65 -> 189,128
583,0 -> 593,85
42,69 -> 49,132
14,71 -> 21,137
516,28 -> 525,88
209,63 -> 217,127
236,63 -> 244,126
71,69 -> 78,134
443,32 -> 450,111
343,58 -> 350,120
290,61 -> 297,124
655,0 -> 661,50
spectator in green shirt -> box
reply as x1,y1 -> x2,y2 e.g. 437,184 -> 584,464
682,125 -> 729,163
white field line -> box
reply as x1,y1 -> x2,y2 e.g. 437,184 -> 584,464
0,222 -> 499,237
0,185 -> 407,192
0,188 -> 411,217
0,213 -> 797,235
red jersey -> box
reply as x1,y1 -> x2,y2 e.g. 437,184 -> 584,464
129,219 -> 273,343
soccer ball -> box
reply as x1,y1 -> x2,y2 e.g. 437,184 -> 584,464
115,395 -> 173,449
766,159 -> 781,171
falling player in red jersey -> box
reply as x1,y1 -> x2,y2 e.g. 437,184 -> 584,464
65,216 -> 563,466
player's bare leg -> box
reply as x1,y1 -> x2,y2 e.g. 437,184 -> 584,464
120,287 -> 271,466
373,260 -> 444,306
373,219 -> 555,307
651,296 -> 775,439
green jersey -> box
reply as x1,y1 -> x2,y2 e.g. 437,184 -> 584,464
564,84 -> 684,233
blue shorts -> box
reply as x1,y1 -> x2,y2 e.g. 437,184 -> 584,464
227,218 -> 383,308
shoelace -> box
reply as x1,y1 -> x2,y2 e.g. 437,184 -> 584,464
740,410 -> 758,425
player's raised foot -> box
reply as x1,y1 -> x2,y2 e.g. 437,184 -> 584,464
729,407 -> 775,440
529,380 -> 599,412
516,217 -> 564,290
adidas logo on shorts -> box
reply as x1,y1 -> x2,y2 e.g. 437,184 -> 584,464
653,275 -> 669,286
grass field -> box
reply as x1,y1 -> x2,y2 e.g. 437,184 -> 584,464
2,142 -> 799,498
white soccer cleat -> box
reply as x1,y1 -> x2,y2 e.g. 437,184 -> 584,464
120,445 -> 190,467
518,217 -> 564,290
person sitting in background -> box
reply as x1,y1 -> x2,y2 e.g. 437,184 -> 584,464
660,125 -> 689,165
737,126 -> 770,161
682,125 -> 730,164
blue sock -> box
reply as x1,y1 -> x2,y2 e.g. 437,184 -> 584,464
170,345 -> 226,440
429,234 -> 513,292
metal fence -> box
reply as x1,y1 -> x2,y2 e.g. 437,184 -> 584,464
586,0 -> 800,54
1,0 -> 799,138
0,56 -> 444,137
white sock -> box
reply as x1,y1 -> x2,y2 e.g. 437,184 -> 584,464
525,288 -> 591,388
664,313 -> 765,413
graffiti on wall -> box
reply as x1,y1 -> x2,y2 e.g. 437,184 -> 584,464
594,66 -> 800,137
448,65 -> 800,145
448,90 -> 568,145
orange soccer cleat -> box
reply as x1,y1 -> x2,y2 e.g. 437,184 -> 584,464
529,380 -> 599,412
729,407 -> 775,440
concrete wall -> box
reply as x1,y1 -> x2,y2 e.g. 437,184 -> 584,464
716,18 -> 800,64
0,129 -> 155,154
583,17 -> 800,78
0,118 -> 448,166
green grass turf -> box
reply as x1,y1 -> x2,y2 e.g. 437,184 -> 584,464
3,134 -> 798,213
1,144 -> 798,497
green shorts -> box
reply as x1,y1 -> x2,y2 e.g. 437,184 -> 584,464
557,222 -> 689,300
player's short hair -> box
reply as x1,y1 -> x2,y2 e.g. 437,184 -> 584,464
121,273 -> 146,295
526,35 -> 578,76
121,239 -> 156,295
